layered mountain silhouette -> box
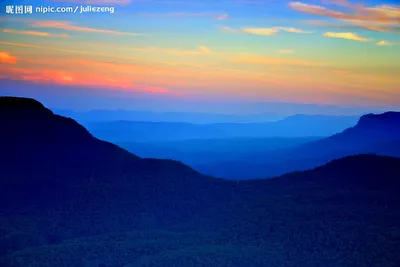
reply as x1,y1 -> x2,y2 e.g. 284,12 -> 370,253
84,114 -> 358,142
197,111 -> 400,179
0,97 -> 399,266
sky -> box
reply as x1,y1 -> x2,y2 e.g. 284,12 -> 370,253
0,0 -> 399,114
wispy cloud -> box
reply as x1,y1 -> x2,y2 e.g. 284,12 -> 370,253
377,40 -> 398,46
302,19 -> 400,33
136,12 -> 229,20
231,54 -> 324,66
219,26 -> 240,33
243,28 -> 279,36
0,66 -> 170,94
131,46 -> 212,55
215,14 -> 229,20
0,41 -> 219,71
220,26 -> 313,36
235,0 -> 271,4
16,55 -> 193,87
0,41 -> 151,64
323,32 -> 370,42
290,1 -> 400,33
321,0 -> 350,7
0,52 -> 17,64
30,20 -> 139,35
332,69 -> 349,75
278,49 -> 295,54
2,28 -> 70,38
276,27 -> 313,34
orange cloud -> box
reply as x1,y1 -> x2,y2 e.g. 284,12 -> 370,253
0,41 -> 226,74
231,55 -> 324,66
0,52 -> 17,64
2,28 -> 70,38
290,1 -> 400,32
18,56 -> 193,87
323,32 -> 370,42
290,2 -> 352,19
220,26 -> 313,36
30,20 -> 139,35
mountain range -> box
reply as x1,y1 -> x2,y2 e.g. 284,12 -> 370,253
195,111 -> 400,179
54,109 -> 282,124
0,97 -> 399,267
93,110 -> 400,179
83,114 -> 359,143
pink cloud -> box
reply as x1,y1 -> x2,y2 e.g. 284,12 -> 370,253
220,26 -> 313,36
290,1 -> 400,32
0,66 -> 170,94
321,0 -> 350,7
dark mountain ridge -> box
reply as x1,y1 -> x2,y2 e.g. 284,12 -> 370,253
1,97 -> 400,266
1,96 -> 140,167
311,111 -> 400,149
197,111 -> 400,179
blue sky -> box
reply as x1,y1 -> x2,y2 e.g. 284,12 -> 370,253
0,0 -> 399,114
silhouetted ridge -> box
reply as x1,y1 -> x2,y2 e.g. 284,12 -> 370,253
0,97 -> 142,186
276,154 -> 400,189
0,96 -> 47,111
0,96 -> 93,143
328,111 -> 400,145
357,111 -> 400,127
288,111 -> 400,158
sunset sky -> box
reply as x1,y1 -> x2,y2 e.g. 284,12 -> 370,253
0,0 -> 399,113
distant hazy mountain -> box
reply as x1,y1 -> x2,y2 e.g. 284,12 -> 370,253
54,109 -> 282,124
83,114 -> 359,143
197,112 -> 400,179
1,97 -> 399,267
119,137 -> 321,166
